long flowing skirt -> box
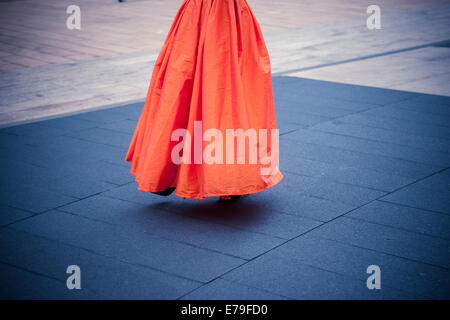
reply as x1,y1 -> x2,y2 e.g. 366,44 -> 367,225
125,0 -> 283,199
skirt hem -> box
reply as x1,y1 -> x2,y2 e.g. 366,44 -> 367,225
128,163 -> 284,199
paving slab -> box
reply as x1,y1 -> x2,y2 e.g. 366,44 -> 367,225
282,127 -> 450,167
381,184 -> 450,215
9,210 -> 246,283
389,96 -> 450,117
347,200 -> 450,240
306,217 -> 450,269
57,195 -> 286,260
0,184 -> 77,214
65,127 -> 133,149
0,262 -> 97,300
101,177 -> 354,223
310,121 -> 450,153
326,113 -> 450,139
3,122 -> 70,138
0,204 -> 35,226
273,89 -> 380,112
0,227 -> 200,299
410,172 -> 450,192
37,116 -> 100,132
362,105 -> 450,128
278,139 -> 443,180
280,143 -> 415,192
265,235 -> 450,299
282,173 -> 386,206
181,278 -> 289,300
154,195 -> 323,240
222,254 -> 408,300
274,77 -> 415,106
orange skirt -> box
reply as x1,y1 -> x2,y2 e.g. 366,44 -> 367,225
125,0 -> 283,199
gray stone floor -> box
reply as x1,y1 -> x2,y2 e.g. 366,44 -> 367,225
0,76 -> 449,299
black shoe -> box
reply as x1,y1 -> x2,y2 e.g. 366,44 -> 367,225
152,188 -> 175,196
218,195 -> 242,202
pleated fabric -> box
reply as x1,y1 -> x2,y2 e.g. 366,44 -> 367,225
125,0 -> 283,199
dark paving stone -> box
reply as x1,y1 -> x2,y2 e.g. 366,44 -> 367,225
102,178 -> 353,223
3,131 -> 126,165
0,204 -> 34,226
10,210 -> 245,282
3,122 -> 69,138
275,93 -> 378,112
275,109 -> 332,127
407,94 -> 450,106
4,142 -> 126,181
100,182 -> 157,205
276,97 -> 354,118
155,194 -> 323,239
182,278 -> 289,300
0,155 -> 57,187
411,173 -> 450,192
106,102 -> 144,121
276,121 -> 304,135
267,235 -> 450,299
38,116 -> 99,132
242,180 -> 355,222
0,184 -> 77,214
65,127 -> 132,149
0,129 -> 62,147
44,136 -> 127,168
381,184 -> 450,215
363,105 -> 450,128
73,108 -> 130,124
310,122 -> 450,153
97,119 -> 138,134
413,93 -> 450,106
106,156 -> 131,168
50,159 -> 133,186
390,95 -> 450,116
347,200 -> 450,239
44,174 -> 117,199
280,143 -> 414,192
329,113 -> 450,139
0,262 -> 97,299
222,254 -> 407,299
1,137 -> 89,170
273,76 -> 414,106
58,194 -> 218,239
307,217 -> 450,269
1,147 -> 128,199
58,195 -> 285,260
0,132 -> 36,150
285,172 -> 386,206
279,139 -> 442,180
98,185 -> 320,247
282,128 -> 450,167
0,228 -> 200,299
182,226 -> 283,260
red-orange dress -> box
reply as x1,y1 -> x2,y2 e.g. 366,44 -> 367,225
125,0 -> 283,199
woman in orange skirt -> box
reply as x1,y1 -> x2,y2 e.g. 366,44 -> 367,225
125,0 -> 283,200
